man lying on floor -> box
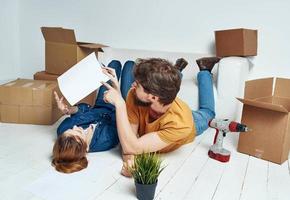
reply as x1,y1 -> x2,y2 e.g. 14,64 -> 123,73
101,57 -> 219,176
52,57 -> 219,174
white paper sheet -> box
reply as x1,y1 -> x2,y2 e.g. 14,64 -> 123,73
24,157 -> 119,200
57,53 -> 110,105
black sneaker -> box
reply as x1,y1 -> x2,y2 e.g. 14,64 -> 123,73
196,57 -> 221,72
175,58 -> 188,72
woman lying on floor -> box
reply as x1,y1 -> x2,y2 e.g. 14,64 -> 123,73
51,60 -> 128,173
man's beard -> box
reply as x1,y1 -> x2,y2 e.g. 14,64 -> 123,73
133,92 -> 152,107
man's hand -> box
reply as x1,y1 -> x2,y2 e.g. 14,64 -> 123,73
121,158 -> 134,178
101,81 -> 124,106
54,91 -> 77,115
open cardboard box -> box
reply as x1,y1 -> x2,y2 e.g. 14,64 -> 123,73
34,71 -> 96,106
0,79 -> 63,125
237,77 -> 290,164
41,27 -> 106,75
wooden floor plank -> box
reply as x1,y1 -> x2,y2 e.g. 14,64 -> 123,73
267,161 -> 290,200
239,157 -> 268,200
212,152 -> 249,200
156,154 -> 209,200
288,153 -> 290,176
182,158 -> 226,200
156,131 -> 208,195
165,129 -> 226,200
156,130 -> 213,200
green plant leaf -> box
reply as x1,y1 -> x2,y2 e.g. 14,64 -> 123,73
130,152 -> 166,185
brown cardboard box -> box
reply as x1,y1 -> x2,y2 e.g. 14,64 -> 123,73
0,79 -> 63,125
215,28 -> 257,57
237,77 -> 290,164
41,27 -> 106,75
33,71 -> 97,106
34,71 -> 59,80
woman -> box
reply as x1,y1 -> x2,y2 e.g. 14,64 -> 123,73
51,60 -> 133,173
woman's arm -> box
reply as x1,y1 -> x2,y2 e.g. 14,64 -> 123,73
54,91 -> 78,115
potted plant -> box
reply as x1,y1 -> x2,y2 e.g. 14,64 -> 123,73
130,152 -> 165,200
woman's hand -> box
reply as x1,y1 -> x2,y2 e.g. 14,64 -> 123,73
54,91 -> 77,115
101,66 -> 120,92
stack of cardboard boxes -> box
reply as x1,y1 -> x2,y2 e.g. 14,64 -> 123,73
0,79 -> 62,125
216,28 -> 289,164
0,27 -> 106,125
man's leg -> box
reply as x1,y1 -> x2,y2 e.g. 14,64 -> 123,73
94,60 -> 122,108
120,60 -> 135,100
192,71 -> 215,135
192,57 -> 220,135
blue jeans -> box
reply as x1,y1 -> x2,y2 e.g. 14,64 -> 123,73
115,60 -> 215,136
192,71 -> 215,135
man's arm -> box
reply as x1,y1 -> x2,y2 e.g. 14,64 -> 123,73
102,82 -> 169,154
101,68 -> 170,154
122,123 -> 138,159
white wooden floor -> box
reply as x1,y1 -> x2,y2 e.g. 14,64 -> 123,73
0,117 -> 290,200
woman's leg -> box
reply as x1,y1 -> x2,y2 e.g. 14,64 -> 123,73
120,60 -> 135,100
192,71 -> 216,136
94,60 -> 122,107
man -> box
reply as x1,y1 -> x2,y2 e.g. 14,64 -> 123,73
102,57 -> 220,176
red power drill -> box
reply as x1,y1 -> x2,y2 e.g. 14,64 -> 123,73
208,119 -> 250,162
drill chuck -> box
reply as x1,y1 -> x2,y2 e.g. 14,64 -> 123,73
229,121 -> 250,132
235,123 -> 249,132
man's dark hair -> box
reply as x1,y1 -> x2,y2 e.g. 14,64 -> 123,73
133,58 -> 181,105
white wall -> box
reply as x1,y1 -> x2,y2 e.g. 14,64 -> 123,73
1,0 -> 290,81
0,0 -> 20,83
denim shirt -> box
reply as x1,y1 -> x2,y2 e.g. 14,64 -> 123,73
57,103 -> 119,152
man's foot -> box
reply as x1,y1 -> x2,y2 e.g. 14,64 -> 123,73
175,58 -> 188,72
196,57 -> 221,72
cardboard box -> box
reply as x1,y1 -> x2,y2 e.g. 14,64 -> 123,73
34,70 -> 59,80
33,71 -> 97,106
0,79 -> 63,125
215,28 -> 257,57
41,27 -> 106,75
237,77 -> 290,164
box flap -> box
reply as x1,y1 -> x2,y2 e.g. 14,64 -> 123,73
274,78 -> 290,98
78,43 -> 107,52
237,97 -> 288,113
215,28 -> 253,33
244,78 -> 274,99
41,27 -> 76,44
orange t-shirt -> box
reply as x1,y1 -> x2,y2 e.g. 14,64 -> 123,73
126,89 -> 196,153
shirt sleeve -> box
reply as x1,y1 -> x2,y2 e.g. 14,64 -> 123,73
126,89 -> 139,124
157,116 -> 193,144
